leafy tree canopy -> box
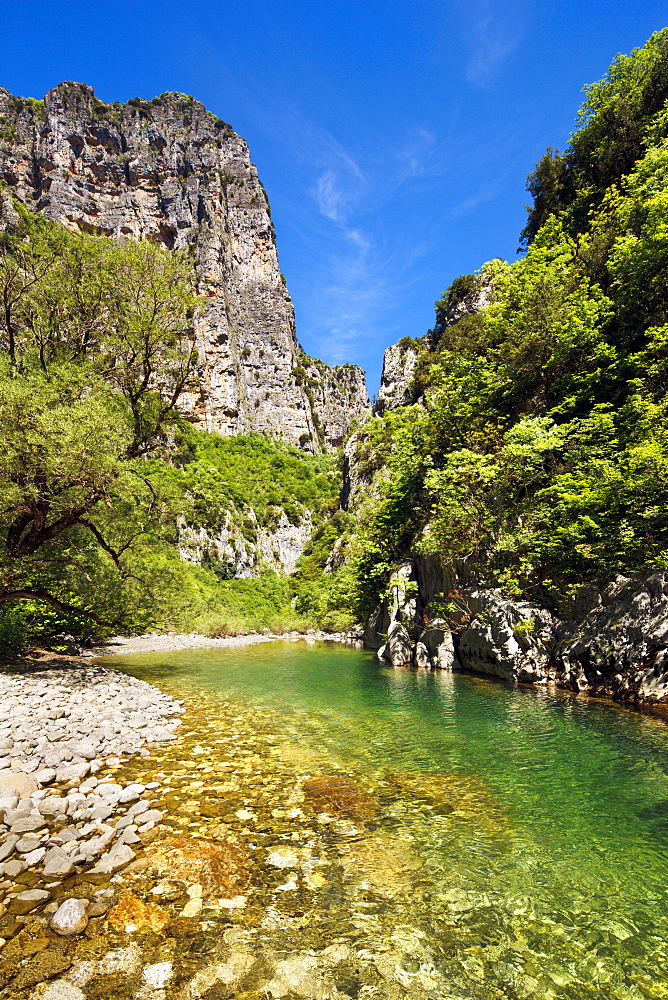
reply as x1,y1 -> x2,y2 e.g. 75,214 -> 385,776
0,202 -> 199,625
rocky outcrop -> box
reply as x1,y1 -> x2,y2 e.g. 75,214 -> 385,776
374,340 -> 423,414
341,431 -> 373,511
456,590 -> 555,684
177,508 -> 312,578
0,82 -> 370,452
370,561 -> 455,671
437,279 -> 493,328
557,571 -> 668,703
298,356 -> 371,450
365,557 -> 668,707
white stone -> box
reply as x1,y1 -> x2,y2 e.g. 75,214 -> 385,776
143,962 -> 173,989
50,898 -> 89,936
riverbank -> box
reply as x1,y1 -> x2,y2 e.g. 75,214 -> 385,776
0,628 -> 363,953
0,663 -> 186,935
84,628 -> 362,658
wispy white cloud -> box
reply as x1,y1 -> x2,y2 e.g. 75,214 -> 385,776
394,126 -> 444,181
452,0 -> 528,86
307,217 -> 390,364
313,170 -> 346,222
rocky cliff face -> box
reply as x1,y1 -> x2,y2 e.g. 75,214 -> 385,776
177,509 -> 312,578
0,82 -> 370,451
302,359 -> 371,449
374,340 -> 423,415
365,556 -> 668,708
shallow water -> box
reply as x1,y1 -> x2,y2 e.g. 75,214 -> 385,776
97,640 -> 668,999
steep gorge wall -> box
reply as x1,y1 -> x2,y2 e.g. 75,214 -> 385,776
0,82 -> 370,451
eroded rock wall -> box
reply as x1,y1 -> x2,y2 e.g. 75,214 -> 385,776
374,341 -> 422,415
366,558 -> 668,708
177,509 -> 313,578
0,82 -> 370,451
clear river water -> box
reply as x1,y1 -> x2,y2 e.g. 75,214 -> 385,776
101,639 -> 668,1000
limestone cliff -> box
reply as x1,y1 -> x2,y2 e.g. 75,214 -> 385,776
299,356 -> 371,449
177,509 -> 313,578
0,81 -> 370,451
374,340 -> 423,414
373,278 -> 491,416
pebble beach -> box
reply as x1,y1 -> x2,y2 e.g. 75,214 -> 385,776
0,629 -> 360,938
0,663 -> 184,936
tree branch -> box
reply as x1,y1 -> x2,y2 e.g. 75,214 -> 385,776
0,588 -> 116,627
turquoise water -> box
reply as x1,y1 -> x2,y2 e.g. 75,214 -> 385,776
109,640 -> 668,999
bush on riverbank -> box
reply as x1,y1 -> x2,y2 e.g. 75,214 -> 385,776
0,425 -> 337,653
0,560 -> 310,654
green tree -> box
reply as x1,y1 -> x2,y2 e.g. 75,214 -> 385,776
0,206 -> 199,625
519,148 -> 575,249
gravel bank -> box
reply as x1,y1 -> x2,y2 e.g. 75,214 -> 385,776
85,628 -> 363,657
0,629 -> 362,925
0,665 -> 184,898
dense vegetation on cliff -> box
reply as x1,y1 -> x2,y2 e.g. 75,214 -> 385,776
315,28 -> 668,624
0,204 -> 338,651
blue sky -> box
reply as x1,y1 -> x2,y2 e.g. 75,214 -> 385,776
3,1 -> 668,393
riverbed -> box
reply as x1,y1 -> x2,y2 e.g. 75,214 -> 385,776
5,639 -> 668,999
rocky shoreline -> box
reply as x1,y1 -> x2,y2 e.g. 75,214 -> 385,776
366,562 -> 668,711
0,628 -> 364,937
0,662 -> 186,940
0,626 -> 665,995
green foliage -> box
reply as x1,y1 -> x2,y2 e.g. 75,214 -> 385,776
0,202 -> 200,642
324,31 -> 668,619
0,201 -> 343,652
519,148 -> 575,249
571,29 -> 668,190
160,425 -> 337,531
291,509 -> 358,631
522,28 -> 668,246
313,407 -> 434,623
0,117 -> 21,144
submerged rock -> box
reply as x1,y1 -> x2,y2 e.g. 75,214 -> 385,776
8,888 -> 51,915
107,892 -> 170,934
340,833 -> 423,897
139,836 -> 247,898
303,774 -> 379,823
9,950 -> 72,991
387,771 -> 509,830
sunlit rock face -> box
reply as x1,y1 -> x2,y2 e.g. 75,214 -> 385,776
0,81 -> 370,451
374,340 -> 422,415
